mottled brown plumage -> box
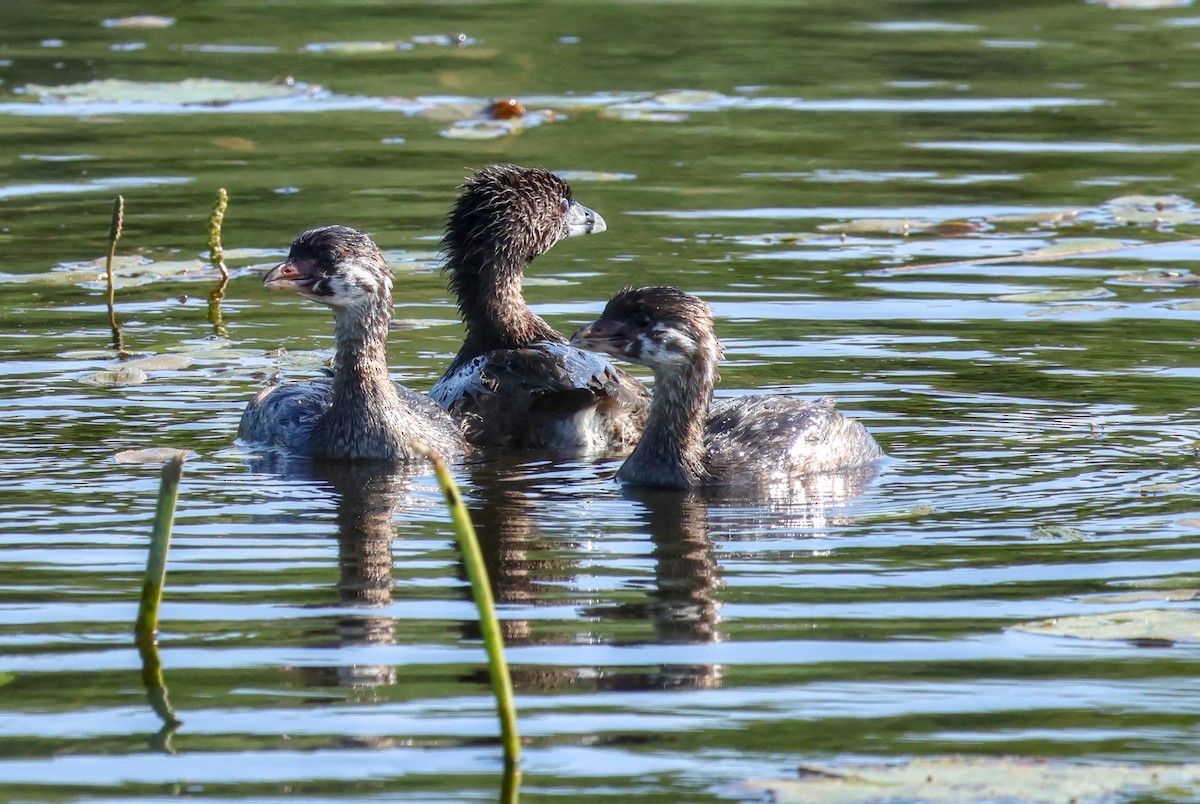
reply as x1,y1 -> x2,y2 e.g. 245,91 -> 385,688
239,225 -> 465,463
571,286 -> 883,489
431,165 -> 649,452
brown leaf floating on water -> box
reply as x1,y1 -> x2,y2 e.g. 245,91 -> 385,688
925,220 -> 981,236
486,98 -> 527,119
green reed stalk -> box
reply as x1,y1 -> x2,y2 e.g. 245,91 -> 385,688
417,445 -> 521,768
105,195 -> 126,355
134,455 -> 185,729
206,188 -> 231,337
207,188 -> 229,281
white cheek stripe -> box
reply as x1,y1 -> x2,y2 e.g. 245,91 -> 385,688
638,325 -> 694,367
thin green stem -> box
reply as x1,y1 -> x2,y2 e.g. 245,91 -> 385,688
207,187 -> 229,280
134,455 -> 185,731
105,196 -> 126,356
207,188 -> 230,337
416,445 -> 521,769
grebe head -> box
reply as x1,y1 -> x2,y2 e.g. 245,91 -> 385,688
445,164 -> 606,263
263,225 -> 391,310
571,286 -> 719,373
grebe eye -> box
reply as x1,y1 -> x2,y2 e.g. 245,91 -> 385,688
326,249 -> 338,264
557,197 -> 571,215
634,311 -> 653,329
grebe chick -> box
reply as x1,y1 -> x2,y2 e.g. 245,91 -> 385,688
571,286 -> 883,489
430,164 -> 649,453
239,225 -> 465,463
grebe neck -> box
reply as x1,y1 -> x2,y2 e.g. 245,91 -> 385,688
445,242 -> 562,360
619,332 -> 721,487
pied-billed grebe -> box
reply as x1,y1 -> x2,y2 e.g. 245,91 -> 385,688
571,286 -> 883,488
429,164 -> 649,453
239,225 -> 465,462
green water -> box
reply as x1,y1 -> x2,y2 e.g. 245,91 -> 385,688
5,0 -> 1200,801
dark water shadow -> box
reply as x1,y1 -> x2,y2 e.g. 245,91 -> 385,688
244,453 -> 419,692
454,453 -> 881,695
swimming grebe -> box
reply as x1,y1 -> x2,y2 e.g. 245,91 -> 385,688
430,164 -> 649,452
571,286 -> 883,488
239,225 -> 465,462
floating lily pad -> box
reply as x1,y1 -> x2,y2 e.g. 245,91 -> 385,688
987,209 -> 1080,225
1085,589 -> 1199,604
302,40 -> 411,54
601,108 -> 690,123
8,254 -> 226,289
222,247 -> 279,261
1111,208 -> 1200,225
114,447 -> 194,464
649,89 -> 728,107
1027,238 -> 1132,259
414,100 -> 487,122
58,349 -> 120,360
121,354 -> 193,371
1106,193 -> 1191,208
1014,608 -> 1200,642
995,286 -> 1111,303
1025,302 -> 1116,317
24,78 -> 313,106
1030,524 -> 1090,540
818,218 -> 924,235
1114,268 -> 1200,285
440,109 -> 559,140
1129,482 -> 1182,494
78,367 -> 148,387
176,348 -> 263,361
737,756 -> 1200,803
818,217 -> 981,236
925,220 -> 981,236
168,337 -> 233,353
1125,574 -> 1200,587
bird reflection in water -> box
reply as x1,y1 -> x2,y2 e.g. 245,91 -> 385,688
248,456 -> 417,693
458,455 -> 880,695
259,447 -> 878,701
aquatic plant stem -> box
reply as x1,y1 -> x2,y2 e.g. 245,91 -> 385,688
105,195 -> 127,356
134,454 -> 185,730
208,187 -> 229,280
416,445 -> 521,769
206,188 -> 230,337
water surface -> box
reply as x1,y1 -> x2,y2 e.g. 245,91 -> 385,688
4,0 -> 1200,800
